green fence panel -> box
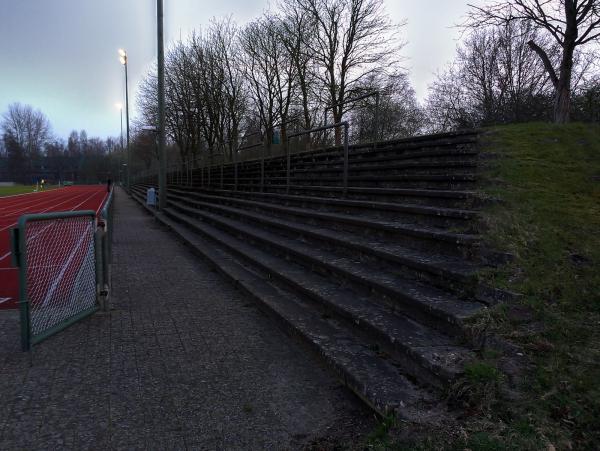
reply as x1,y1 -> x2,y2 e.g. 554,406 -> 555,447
13,210 -> 98,351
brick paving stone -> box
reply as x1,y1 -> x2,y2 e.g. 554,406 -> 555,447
0,189 -> 373,450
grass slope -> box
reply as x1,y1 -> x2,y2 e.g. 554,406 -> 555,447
365,123 -> 600,450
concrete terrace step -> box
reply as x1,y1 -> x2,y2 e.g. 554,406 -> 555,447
130,191 -> 443,419
167,189 -> 479,290
287,147 -> 479,167
220,174 -> 478,191
223,185 -> 479,207
129,129 -> 488,419
141,182 -> 481,209
191,132 -> 480,181
162,205 -> 477,386
230,151 -> 480,174
169,188 -> 479,229
175,186 -> 480,219
288,161 -> 479,176
166,189 -> 480,257
280,133 -> 479,165
217,162 -> 478,182
165,199 -> 485,337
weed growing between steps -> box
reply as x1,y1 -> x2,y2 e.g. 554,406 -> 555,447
363,123 -> 600,450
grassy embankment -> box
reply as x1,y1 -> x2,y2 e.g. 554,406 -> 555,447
365,123 -> 600,450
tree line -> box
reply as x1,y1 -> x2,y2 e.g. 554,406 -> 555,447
2,0 -> 599,182
0,103 -> 122,184
136,0 -> 417,168
133,0 -> 599,169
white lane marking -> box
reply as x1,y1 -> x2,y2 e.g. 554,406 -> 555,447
0,189 -> 93,233
0,188 -> 67,212
0,189 -> 101,262
40,223 -> 92,306
0,190 -> 89,225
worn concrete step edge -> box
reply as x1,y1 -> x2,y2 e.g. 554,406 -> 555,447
288,149 -> 480,168
162,205 -> 476,387
233,159 -> 479,173
180,185 -> 479,201
171,188 -> 478,221
135,184 -> 481,251
184,185 -> 482,209
167,190 -> 478,285
240,133 -> 479,168
235,174 -> 478,183
172,189 -> 479,247
243,160 -> 479,174
166,199 -> 485,337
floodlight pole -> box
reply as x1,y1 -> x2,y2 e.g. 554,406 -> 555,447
118,49 -> 131,192
120,108 -> 124,149
157,0 -> 167,210
125,63 -> 130,192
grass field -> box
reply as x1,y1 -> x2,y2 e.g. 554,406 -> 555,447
0,185 -> 58,197
365,123 -> 600,450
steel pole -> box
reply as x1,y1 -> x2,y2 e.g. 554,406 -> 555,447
343,123 -> 349,196
120,109 -> 123,149
374,92 -> 380,142
157,0 -> 167,210
125,62 -> 130,192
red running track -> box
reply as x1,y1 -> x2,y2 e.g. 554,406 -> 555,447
0,186 -> 108,310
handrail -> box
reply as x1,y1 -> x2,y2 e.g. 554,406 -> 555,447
324,91 -> 380,142
287,122 -> 350,195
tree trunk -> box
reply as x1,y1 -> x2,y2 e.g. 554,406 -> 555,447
281,122 -> 287,146
333,107 -> 342,146
554,82 -> 571,124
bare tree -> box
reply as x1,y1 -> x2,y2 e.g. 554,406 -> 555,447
241,14 -> 297,151
351,72 -> 425,141
209,19 -> 247,160
290,0 -> 403,143
279,3 -> 319,130
426,23 -> 559,130
190,31 -> 228,165
467,0 -> 600,123
134,1 -> 417,162
1,103 -> 51,159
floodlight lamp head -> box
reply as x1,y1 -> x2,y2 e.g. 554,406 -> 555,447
118,49 -> 127,65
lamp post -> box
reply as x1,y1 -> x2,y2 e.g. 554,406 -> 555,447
115,103 -> 124,150
157,0 -> 167,210
118,49 -> 130,192
114,103 -> 124,184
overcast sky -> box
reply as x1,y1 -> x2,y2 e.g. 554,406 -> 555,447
0,0 -> 485,139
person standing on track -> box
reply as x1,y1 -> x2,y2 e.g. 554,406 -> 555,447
107,178 -> 112,192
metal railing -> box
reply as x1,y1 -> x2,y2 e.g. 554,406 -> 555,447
287,122 -> 350,195
325,91 -> 380,142
236,142 -> 264,191
98,188 -> 114,311
131,121 -> 353,197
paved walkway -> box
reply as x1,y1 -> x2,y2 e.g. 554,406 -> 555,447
0,189 -> 372,450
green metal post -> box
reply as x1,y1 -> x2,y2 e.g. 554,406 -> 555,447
95,228 -> 104,310
13,226 -> 30,351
